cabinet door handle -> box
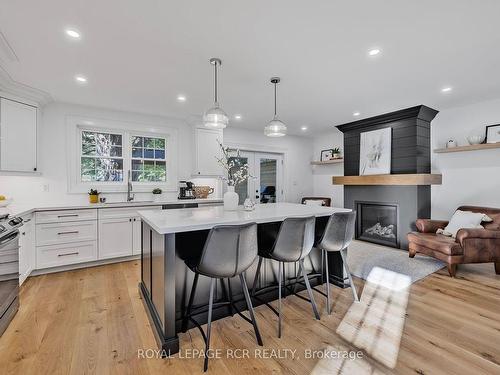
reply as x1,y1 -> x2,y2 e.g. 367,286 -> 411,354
58,252 -> 79,257
57,231 -> 79,235
57,214 -> 79,218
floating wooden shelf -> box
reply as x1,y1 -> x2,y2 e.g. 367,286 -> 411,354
310,159 -> 344,165
332,174 -> 442,186
434,142 -> 500,153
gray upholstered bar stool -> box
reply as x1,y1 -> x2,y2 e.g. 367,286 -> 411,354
317,211 -> 359,314
252,216 -> 320,338
183,222 -> 263,372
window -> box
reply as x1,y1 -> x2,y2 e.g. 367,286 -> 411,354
81,131 -> 124,182
131,135 -> 167,182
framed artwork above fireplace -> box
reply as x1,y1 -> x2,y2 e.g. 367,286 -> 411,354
359,127 -> 392,175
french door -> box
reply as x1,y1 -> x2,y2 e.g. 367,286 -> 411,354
230,151 -> 284,205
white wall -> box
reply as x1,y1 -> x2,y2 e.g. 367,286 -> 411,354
312,128 -> 344,207
0,102 -> 315,207
224,127 -> 314,203
431,97 -> 500,219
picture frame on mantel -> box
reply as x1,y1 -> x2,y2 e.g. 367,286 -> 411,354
485,124 -> 500,144
359,127 -> 392,175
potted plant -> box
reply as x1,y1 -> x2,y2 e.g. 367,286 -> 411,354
152,188 -> 163,202
216,140 -> 254,211
331,147 -> 342,159
88,189 -> 99,204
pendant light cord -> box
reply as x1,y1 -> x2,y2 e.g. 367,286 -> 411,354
214,62 -> 218,104
274,82 -> 277,116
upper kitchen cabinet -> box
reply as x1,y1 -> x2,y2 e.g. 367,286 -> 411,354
193,127 -> 223,176
0,97 -> 38,172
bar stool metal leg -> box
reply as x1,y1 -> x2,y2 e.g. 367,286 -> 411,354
278,261 -> 282,338
300,259 -> 320,320
182,272 -> 199,332
226,278 -> 234,316
251,257 -> 263,296
204,278 -> 216,372
324,249 -> 331,315
340,248 -> 359,302
239,272 -> 263,346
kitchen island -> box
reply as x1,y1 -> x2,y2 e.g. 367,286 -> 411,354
138,202 -> 350,355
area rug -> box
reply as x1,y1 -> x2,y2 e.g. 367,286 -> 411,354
346,240 -> 445,283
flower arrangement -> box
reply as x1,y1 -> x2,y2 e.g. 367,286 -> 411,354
215,140 -> 254,186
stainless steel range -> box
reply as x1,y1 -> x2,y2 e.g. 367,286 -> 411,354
0,214 -> 23,336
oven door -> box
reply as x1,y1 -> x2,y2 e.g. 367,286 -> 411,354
0,231 -> 20,320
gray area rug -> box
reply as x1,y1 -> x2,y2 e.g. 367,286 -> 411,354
347,240 -> 445,283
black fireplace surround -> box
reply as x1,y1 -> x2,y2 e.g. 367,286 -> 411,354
336,105 -> 438,250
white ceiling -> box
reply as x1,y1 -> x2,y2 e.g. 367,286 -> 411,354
1,0 -> 500,135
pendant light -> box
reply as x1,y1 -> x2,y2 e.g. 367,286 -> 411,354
203,58 -> 229,129
264,77 -> 287,137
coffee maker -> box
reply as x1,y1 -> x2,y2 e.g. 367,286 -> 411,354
178,180 -> 196,199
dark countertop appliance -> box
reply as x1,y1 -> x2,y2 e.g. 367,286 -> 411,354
178,180 -> 196,200
0,215 -> 23,337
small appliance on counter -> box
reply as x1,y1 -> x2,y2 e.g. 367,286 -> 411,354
178,181 -> 196,200
0,213 -> 23,337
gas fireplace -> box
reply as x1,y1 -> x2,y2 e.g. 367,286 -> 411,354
356,201 -> 399,248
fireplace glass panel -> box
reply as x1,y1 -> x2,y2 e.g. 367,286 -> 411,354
356,202 -> 399,248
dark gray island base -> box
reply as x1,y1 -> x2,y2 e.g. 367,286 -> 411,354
138,216 -> 348,355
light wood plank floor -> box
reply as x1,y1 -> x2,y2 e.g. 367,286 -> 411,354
0,260 -> 499,375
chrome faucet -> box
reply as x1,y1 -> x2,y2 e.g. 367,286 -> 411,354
127,170 -> 135,202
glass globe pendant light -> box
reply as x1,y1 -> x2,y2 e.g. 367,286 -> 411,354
264,77 -> 287,137
203,58 -> 229,129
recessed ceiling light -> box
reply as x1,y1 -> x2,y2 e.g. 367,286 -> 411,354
65,29 -> 81,39
441,87 -> 452,93
368,48 -> 381,56
301,126 -> 308,131
75,75 -> 87,83
177,95 -> 186,102
353,112 -> 361,117
234,114 -> 242,120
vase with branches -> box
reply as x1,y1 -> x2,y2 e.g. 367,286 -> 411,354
215,140 -> 254,210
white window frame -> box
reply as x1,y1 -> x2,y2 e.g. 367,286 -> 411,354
67,116 -> 178,193
129,132 -> 167,183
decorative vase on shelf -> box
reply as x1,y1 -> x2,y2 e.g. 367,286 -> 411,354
224,186 -> 239,211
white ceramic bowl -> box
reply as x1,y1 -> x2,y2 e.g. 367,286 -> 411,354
467,135 -> 485,145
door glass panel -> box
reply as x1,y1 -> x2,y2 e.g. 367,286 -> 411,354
259,158 -> 277,204
229,156 -> 249,205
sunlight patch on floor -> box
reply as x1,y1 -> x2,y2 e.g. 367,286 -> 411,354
336,267 -> 411,369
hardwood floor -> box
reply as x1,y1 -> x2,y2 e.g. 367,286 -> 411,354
0,260 -> 499,374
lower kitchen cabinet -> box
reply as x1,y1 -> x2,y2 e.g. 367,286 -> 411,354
98,217 -> 134,259
19,214 -> 34,285
36,241 -> 98,269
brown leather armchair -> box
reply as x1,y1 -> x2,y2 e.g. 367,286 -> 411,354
407,206 -> 500,277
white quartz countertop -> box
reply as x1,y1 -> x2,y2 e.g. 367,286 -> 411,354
138,202 -> 350,234
5,198 -> 223,217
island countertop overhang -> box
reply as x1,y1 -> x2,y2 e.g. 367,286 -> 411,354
138,202 -> 351,234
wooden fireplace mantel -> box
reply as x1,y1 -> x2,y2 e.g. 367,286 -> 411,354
332,173 -> 442,186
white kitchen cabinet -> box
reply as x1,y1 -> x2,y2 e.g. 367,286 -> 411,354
98,217 -> 134,259
132,216 -> 142,255
19,214 -> 34,285
98,206 -> 161,259
194,127 -> 223,176
0,97 -> 37,172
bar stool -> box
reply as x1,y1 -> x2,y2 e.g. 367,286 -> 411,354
252,216 -> 320,338
317,211 -> 359,314
183,222 -> 263,372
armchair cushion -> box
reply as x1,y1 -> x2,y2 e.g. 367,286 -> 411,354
407,232 -> 463,255
416,219 -> 448,233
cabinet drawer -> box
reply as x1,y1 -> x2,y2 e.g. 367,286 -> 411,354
36,209 -> 97,224
36,241 -> 97,269
98,206 -> 161,219
36,221 -> 97,246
